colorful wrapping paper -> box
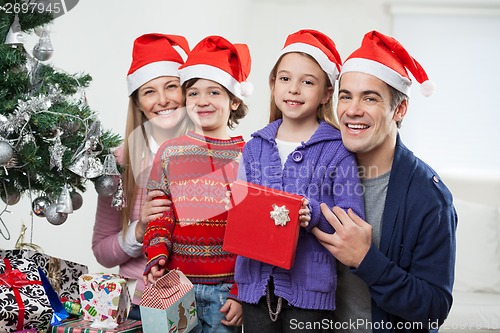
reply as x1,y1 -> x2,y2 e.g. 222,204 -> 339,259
0,256 -> 53,332
140,270 -> 197,333
48,318 -> 142,333
79,274 -> 130,326
0,249 -> 88,301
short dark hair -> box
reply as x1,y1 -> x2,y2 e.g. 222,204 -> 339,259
387,84 -> 408,129
182,78 -> 248,129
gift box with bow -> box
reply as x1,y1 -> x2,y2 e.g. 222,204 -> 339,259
223,180 -> 303,269
0,256 -> 53,332
140,269 -> 197,333
0,249 -> 88,301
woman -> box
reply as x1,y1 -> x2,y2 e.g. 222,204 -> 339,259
92,33 -> 191,320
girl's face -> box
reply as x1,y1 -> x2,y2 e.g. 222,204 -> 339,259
272,53 -> 331,123
137,76 -> 186,131
185,79 -> 239,138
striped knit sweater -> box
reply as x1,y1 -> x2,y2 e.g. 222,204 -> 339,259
143,131 -> 244,297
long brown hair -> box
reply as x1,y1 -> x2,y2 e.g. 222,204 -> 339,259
120,91 -> 192,234
268,52 -> 338,128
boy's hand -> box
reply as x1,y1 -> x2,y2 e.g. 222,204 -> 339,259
220,298 -> 243,326
143,258 -> 167,286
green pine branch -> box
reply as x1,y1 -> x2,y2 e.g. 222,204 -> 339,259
0,1 -> 123,207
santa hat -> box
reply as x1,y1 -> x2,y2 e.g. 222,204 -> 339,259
178,35 -> 252,100
127,33 -> 190,96
341,30 -> 435,97
280,29 -> 342,86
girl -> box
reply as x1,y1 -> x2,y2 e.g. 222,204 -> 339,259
235,30 -> 365,332
142,35 -> 252,333
92,33 -> 191,320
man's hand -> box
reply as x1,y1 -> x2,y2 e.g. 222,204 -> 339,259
312,204 -> 372,268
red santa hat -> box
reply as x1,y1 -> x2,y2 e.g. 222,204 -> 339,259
127,33 -> 190,96
280,29 -> 342,86
341,30 -> 435,97
178,35 -> 252,100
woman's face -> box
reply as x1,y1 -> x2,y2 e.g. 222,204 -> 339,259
137,76 -> 186,131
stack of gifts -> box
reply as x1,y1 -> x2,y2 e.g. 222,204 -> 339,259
47,318 -> 142,333
140,269 -> 197,333
0,248 -> 116,332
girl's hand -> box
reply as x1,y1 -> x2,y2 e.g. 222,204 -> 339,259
299,198 -> 311,228
136,190 -> 171,243
224,183 -> 234,211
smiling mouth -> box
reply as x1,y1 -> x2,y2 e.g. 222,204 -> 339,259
347,123 -> 369,130
197,110 -> 214,117
156,109 -> 176,116
284,100 -> 304,106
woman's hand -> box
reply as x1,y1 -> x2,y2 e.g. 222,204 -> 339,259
136,190 -> 171,243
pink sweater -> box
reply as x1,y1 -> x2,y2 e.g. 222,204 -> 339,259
92,188 -> 147,305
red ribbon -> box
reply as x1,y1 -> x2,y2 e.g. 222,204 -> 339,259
0,258 -> 42,331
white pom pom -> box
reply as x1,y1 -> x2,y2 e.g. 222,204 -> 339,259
240,81 -> 254,97
420,80 -> 436,97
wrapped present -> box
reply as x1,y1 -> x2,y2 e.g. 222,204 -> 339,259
0,257 -> 53,332
140,270 -> 197,333
48,318 -> 142,333
223,180 -> 303,269
0,249 -> 88,301
79,273 -> 130,327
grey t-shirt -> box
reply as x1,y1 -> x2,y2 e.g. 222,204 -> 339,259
334,171 -> 390,332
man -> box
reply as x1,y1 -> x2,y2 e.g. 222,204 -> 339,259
312,31 -> 457,333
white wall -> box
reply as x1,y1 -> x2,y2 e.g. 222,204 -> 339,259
2,0 -> 499,273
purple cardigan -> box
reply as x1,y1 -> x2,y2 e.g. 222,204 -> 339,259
235,120 -> 365,310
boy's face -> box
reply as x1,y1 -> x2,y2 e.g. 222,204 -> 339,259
185,79 -> 239,137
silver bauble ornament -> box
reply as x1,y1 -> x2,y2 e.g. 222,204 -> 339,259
32,196 -> 51,217
62,119 -> 81,134
94,175 -> 118,197
33,31 -> 53,61
70,191 -> 83,210
4,14 -> 25,46
56,185 -> 73,214
1,191 -> 21,205
0,141 -> 14,165
45,204 -> 68,225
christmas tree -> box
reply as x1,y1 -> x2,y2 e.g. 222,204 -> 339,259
0,1 -> 122,233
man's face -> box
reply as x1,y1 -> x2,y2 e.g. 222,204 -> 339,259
337,72 -> 402,162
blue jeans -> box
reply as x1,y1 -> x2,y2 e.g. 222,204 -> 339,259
190,283 -> 242,333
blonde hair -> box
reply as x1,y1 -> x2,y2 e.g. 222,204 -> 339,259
120,91 -> 192,233
268,52 -> 338,128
